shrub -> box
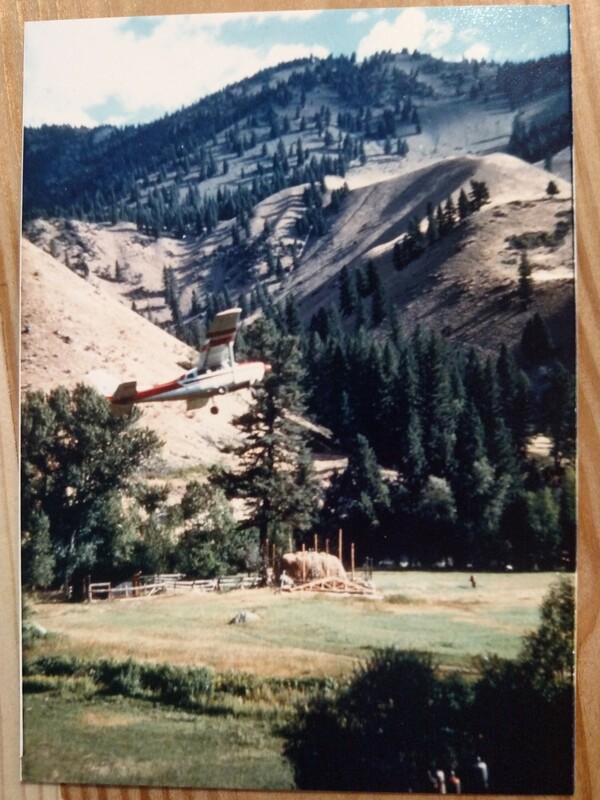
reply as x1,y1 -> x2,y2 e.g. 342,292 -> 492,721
284,580 -> 574,794
471,577 -> 575,794
97,658 -> 144,698
24,654 -> 86,678
140,663 -> 214,708
22,675 -> 61,693
283,649 -> 472,793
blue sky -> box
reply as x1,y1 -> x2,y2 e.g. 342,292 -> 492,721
23,5 -> 570,129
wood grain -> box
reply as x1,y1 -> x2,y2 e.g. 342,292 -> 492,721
1,1 -> 598,798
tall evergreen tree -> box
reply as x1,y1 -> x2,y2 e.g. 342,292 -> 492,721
417,331 -> 457,478
496,344 -> 531,454
518,251 -> 533,307
339,264 -> 358,317
217,319 -> 320,557
370,267 -> 388,326
322,434 -> 390,558
521,313 -> 554,363
458,188 -> 471,220
544,363 -> 576,465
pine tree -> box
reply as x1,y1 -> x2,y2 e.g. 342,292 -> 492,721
403,407 -> 427,492
275,256 -> 286,282
218,319 -> 320,557
339,265 -> 358,317
322,434 -> 390,558
544,362 -> 576,465
521,313 -> 554,363
452,400 -> 511,565
370,267 -> 387,326
443,195 -> 457,232
469,179 -> 490,210
417,332 -> 457,478
458,188 -> 471,220
518,252 -> 533,307
496,344 -> 531,454
426,202 -> 439,244
284,295 -> 302,336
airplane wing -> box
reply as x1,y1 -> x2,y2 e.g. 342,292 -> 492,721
197,307 -> 242,372
186,396 -> 210,411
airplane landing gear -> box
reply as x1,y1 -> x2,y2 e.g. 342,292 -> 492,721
210,404 -> 219,415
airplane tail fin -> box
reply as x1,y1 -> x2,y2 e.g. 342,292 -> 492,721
108,381 -> 138,416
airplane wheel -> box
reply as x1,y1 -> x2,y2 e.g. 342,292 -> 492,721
210,405 -> 219,415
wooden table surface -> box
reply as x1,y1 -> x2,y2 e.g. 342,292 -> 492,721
1,1 -> 599,798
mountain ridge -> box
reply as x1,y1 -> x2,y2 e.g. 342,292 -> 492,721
21,50 -> 575,471
23,50 -> 571,225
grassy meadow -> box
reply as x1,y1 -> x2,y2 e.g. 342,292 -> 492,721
23,570 -> 564,789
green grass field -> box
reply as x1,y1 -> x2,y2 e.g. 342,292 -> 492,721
23,570 -> 566,789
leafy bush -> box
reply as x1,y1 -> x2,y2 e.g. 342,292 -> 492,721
24,654 -> 215,709
97,658 -> 144,698
140,662 -> 214,708
471,576 -> 574,794
22,675 -> 61,693
24,654 -> 86,678
283,649 -> 473,792
283,579 -> 575,794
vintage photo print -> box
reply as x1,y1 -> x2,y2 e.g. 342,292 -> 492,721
20,4 -> 575,793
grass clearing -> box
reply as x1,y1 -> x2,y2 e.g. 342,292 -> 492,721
23,693 -> 295,789
30,571 -> 560,675
23,571 -> 566,789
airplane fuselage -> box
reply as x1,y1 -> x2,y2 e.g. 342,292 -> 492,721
121,361 -> 268,405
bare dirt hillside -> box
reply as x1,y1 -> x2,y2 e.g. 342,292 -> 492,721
23,218 -> 188,328
21,239 -> 250,469
291,153 -> 574,363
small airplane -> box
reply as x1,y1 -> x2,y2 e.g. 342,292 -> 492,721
108,307 -> 270,415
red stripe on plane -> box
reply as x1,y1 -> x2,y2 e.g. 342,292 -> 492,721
135,379 -> 182,401
208,325 -> 237,339
200,333 -> 236,352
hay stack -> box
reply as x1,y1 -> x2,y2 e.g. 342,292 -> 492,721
279,551 -> 347,583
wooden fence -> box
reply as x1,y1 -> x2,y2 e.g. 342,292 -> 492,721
87,574 -> 262,601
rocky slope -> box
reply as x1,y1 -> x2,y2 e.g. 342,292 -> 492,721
21,239 -> 250,469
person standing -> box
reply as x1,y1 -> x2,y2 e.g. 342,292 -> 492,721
473,756 -> 489,790
448,769 -> 461,794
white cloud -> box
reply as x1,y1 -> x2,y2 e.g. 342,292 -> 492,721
349,11 -> 370,24
458,27 -> 481,44
425,20 -> 453,52
356,8 -> 453,61
23,13 -> 327,128
270,9 -> 322,22
464,43 -> 490,61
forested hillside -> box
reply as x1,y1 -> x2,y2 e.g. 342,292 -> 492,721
21,48 -> 575,589
23,51 -> 571,225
